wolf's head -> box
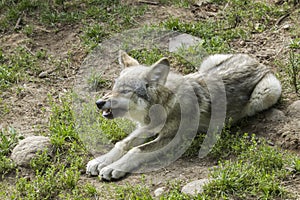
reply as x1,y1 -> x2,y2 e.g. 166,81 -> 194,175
96,51 -> 170,124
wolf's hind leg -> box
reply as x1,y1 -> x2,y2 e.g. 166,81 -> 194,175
244,73 -> 281,117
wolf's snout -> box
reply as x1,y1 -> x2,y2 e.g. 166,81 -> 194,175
96,99 -> 107,110
96,99 -> 114,119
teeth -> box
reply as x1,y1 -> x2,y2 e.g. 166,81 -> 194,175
103,109 -> 112,115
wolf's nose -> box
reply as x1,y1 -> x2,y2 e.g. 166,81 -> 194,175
96,99 -> 106,109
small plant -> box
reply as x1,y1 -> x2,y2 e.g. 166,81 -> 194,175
0,128 -> 21,176
294,158 -> 300,172
129,48 -> 197,74
81,24 -> 109,50
203,141 -> 297,199
0,128 -> 20,156
87,73 -> 111,92
115,183 -> 152,200
287,51 -> 300,94
0,156 -> 16,177
0,47 -> 42,89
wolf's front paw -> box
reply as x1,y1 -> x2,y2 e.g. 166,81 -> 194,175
99,166 -> 127,181
86,159 -> 100,176
86,156 -> 110,176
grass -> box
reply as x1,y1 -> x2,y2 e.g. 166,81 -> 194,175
0,0 -> 300,199
0,47 -> 42,90
276,38 -> 300,95
96,135 -> 300,200
0,128 -> 21,177
87,72 -> 111,92
5,96 -> 99,200
205,143 -> 293,199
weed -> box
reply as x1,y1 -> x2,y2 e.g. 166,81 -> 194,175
115,183 -> 152,200
75,99 -> 135,154
81,24 -> 109,50
278,45 -> 300,95
204,142 -> 296,199
159,0 -> 195,8
0,128 -> 21,156
0,98 -> 10,118
0,47 -> 42,89
8,96 -> 99,199
129,48 -> 198,74
0,128 -> 21,176
185,123 -> 255,160
30,150 -> 52,173
161,18 -> 233,54
87,73 -> 111,92
14,164 -> 81,199
287,51 -> 300,94
129,48 -> 165,65
0,156 -> 15,178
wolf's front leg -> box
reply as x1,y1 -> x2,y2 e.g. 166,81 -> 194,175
86,128 -> 151,176
99,133 -> 187,180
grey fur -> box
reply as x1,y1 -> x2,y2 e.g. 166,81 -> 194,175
87,52 -> 281,180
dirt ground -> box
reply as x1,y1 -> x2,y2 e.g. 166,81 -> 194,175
1,1 -> 300,198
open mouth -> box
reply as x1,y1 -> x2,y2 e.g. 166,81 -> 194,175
102,108 -> 114,119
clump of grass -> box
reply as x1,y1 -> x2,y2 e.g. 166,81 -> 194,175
87,73 -> 111,92
0,128 -> 21,177
294,157 -> 300,172
80,2 -> 147,50
115,183 -> 153,200
161,1 -> 292,54
0,47 -> 42,90
74,98 -> 135,156
104,133 -> 299,200
204,142 -> 297,199
286,50 -> 300,94
129,48 -> 166,65
159,0 -> 195,8
184,122 -> 254,160
9,96 -> 100,199
161,18 -> 233,54
14,164 -> 82,199
129,48 -> 198,74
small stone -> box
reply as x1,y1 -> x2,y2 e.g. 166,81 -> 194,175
181,178 -> 213,196
154,187 -> 165,197
264,108 -> 286,122
282,24 -> 291,30
38,71 -> 48,78
11,136 -> 52,167
287,100 -> 300,118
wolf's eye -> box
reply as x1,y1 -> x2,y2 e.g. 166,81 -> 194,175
120,89 -> 132,94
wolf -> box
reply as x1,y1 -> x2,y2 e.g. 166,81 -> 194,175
86,51 -> 281,181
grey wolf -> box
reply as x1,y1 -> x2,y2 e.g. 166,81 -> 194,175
86,51 -> 281,181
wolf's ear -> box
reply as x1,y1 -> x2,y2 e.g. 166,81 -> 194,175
119,50 -> 139,68
147,58 -> 170,86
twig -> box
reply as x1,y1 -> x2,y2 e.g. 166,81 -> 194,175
275,13 -> 290,26
137,0 -> 159,5
23,46 -> 35,56
14,14 -> 23,30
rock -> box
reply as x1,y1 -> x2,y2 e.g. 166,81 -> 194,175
11,136 -> 52,167
264,108 -> 286,122
287,100 -> 300,118
282,24 -> 291,30
38,71 -> 48,78
169,33 -> 202,53
181,178 -> 213,196
154,187 -> 165,197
